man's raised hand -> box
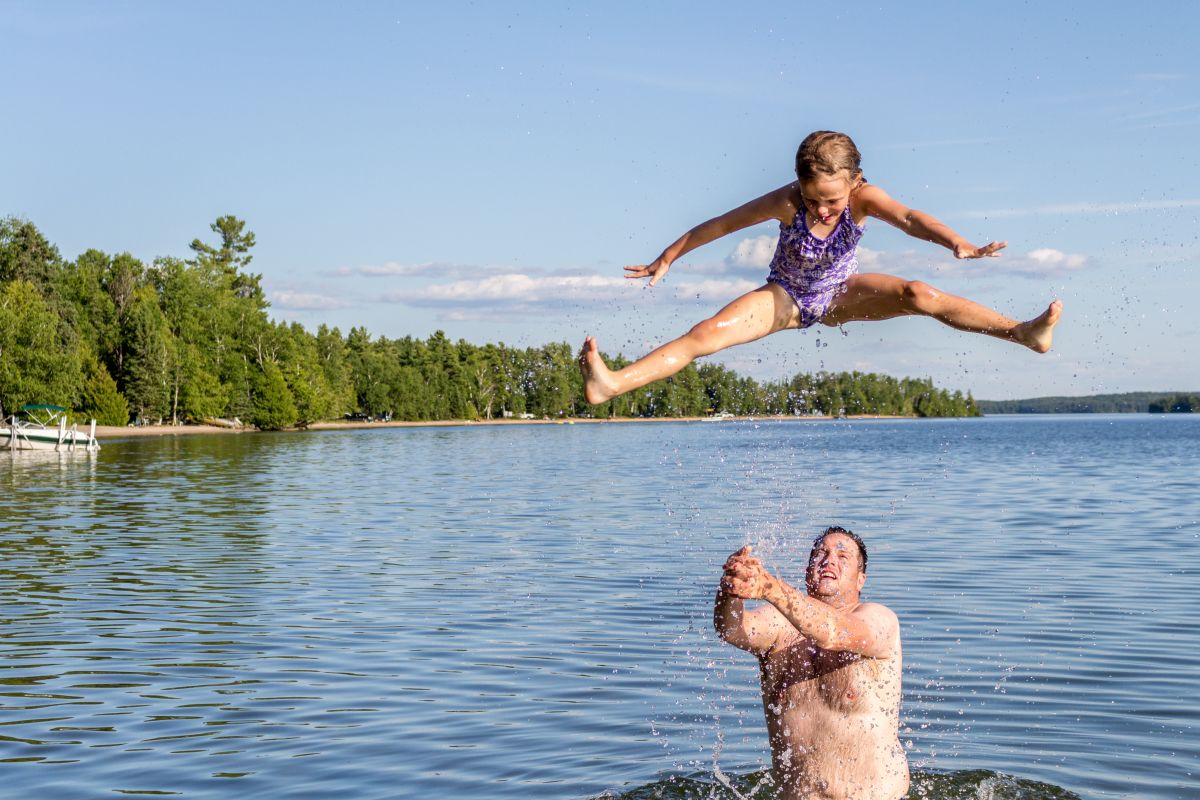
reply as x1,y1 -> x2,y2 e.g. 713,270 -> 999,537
722,545 -> 775,600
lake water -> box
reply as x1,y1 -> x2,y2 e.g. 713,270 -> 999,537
1,416 -> 1197,799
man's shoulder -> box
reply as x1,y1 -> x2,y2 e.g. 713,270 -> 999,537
853,602 -> 900,627
852,602 -> 901,658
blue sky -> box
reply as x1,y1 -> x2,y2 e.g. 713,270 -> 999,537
3,2 -> 1198,399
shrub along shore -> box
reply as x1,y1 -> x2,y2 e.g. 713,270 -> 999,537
2,215 -> 978,429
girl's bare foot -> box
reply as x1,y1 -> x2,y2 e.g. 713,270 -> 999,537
1013,300 -> 1062,353
579,336 -> 620,404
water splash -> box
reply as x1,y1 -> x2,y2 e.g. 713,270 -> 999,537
597,768 -> 1080,799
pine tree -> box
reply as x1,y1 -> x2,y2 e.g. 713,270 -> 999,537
77,359 -> 130,426
250,362 -> 298,430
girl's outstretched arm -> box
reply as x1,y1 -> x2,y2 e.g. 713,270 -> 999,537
626,184 -> 795,285
855,184 -> 1007,259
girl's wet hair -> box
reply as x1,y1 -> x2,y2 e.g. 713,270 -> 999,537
795,131 -> 863,182
811,525 -> 868,574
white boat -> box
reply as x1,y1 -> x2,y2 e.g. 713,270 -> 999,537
0,404 -> 100,452
200,416 -> 244,429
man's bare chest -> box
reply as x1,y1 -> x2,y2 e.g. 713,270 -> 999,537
762,638 -> 881,715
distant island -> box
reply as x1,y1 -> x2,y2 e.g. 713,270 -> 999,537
977,392 -> 1199,414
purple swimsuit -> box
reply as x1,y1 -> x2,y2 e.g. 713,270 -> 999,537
767,206 -> 865,328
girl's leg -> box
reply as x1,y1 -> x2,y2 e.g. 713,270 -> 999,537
822,273 -> 1062,352
581,283 -> 800,404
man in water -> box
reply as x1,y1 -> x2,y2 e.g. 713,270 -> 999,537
714,527 -> 909,799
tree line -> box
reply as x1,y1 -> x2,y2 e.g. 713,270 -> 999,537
977,392 -> 1199,414
0,215 -> 979,429
1148,395 -> 1200,413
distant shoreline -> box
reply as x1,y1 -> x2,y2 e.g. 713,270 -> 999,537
92,414 -> 910,439
87,410 -> 1198,440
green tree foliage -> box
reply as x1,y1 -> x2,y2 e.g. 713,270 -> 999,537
978,392 -> 1197,414
1148,394 -> 1198,413
315,324 -> 355,415
250,362 -> 298,431
189,215 -> 257,277
0,214 -> 986,428
77,358 -> 130,426
121,285 -> 176,422
57,249 -> 119,362
177,349 -> 228,421
333,334 -> 979,421
0,280 -> 84,415
275,321 -> 343,423
0,217 -> 62,289
102,252 -> 145,379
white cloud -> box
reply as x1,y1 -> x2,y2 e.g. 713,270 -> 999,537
847,246 -> 1088,280
876,137 -> 996,151
335,261 -> 491,279
1120,102 -> 1200,122
1023,248 -> 1087,271
368,242 -> 1084,319
1127,117 -> 1200,131
917,248 -> 1089,279
725,235 -> 778,271
387,273 -> 630,306
380,271 -> 761,314
437,309 -> 530,323
668,279 -> 760,302
270,290 -> 349,311
961,199 -> 1200,219
854,245 -> 887,269
592,67 -> 754,97
716,236 -> 1087,282
338,261 -> 427,276
848,246 -> 939,277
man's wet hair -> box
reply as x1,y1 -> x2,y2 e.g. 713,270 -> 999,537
810,526 -> 868,574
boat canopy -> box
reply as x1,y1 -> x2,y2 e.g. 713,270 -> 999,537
21,404 -> 68,413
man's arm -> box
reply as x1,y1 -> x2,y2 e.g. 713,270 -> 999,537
855,183 -> 1007,260
762,580 -> 897,659
714,584 -> 787,655
714,546 -> 788,655
626,184 -> 796,286
723,546 -> 897,658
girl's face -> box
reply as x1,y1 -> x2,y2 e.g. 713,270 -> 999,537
799,171 -> 854,225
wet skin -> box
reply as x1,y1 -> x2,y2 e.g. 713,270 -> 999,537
716,535 -> 909,799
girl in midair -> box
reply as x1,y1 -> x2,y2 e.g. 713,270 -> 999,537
579,130 -> 1061,405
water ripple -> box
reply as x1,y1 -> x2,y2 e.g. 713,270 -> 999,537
1,417 -> 1198,798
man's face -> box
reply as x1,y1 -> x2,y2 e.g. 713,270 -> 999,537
805,533 -> 866,599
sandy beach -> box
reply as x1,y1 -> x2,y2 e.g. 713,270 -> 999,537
92,424 -> 248,439
90,414 -> 910,440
